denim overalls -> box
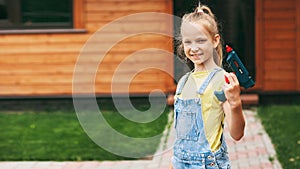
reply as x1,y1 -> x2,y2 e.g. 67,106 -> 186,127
172,68 -> 231,169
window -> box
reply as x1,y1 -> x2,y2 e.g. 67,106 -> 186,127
0,0 -> 73,30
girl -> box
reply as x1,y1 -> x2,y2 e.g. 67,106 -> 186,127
172,3 -> 245,169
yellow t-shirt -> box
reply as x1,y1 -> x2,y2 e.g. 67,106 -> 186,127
176,69 -> 225,152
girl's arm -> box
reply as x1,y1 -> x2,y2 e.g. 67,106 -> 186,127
222,72 -> 245,141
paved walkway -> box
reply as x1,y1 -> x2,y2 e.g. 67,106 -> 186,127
0,109 -> 282,169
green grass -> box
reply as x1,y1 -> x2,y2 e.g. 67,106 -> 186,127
0,98 -> 170,161
258,105 -> 300,169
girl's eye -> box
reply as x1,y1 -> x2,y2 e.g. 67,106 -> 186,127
183,41 -> 191,44
196,39 -> 206,43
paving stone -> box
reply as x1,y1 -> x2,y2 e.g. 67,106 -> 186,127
14,162 -> 37,169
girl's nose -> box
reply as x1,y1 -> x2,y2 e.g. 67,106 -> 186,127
190,44 -> 199,52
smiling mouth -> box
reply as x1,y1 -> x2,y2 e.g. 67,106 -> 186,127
190,53 -> 203,58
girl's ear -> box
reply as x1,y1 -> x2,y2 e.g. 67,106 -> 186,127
213,34 -> 220,48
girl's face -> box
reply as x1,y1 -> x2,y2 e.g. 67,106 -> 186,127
181,22 -> 219,70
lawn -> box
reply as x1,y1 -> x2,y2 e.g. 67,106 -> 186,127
0,98 -> 170,161
258,105 -> 300,169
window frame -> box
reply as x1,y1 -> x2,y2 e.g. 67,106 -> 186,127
0,0 -> 86,34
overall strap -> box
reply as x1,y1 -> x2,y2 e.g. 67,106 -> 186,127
197,68 -> 222,95
175,72 -> 191,95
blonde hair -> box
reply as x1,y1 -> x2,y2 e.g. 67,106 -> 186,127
177,5 -> 223,66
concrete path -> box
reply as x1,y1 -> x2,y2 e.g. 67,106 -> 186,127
0,109 -> 282,169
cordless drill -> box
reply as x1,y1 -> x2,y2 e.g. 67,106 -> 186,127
214,45 -> 255,102
225,45 -> 255,89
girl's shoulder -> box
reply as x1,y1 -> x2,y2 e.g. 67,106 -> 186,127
177,71 -> 192,84
175,71 -> 192,95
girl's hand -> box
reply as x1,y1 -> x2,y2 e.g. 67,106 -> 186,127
223,72 -> 245,141
169,164 -> 173,169
223,72 -> 242,108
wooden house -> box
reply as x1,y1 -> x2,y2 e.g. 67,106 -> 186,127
0,0 -> 175,97
0,0 -> 299,99
256,0 -> 300,93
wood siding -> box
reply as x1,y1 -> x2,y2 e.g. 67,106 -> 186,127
256,0 -> 300,92
2,0 -> 300,97
0,0 -> 175,97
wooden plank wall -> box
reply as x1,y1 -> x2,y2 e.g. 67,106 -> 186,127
0,0 -> 175,97
258,0 -> 300,92
297,0 -> 300,91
